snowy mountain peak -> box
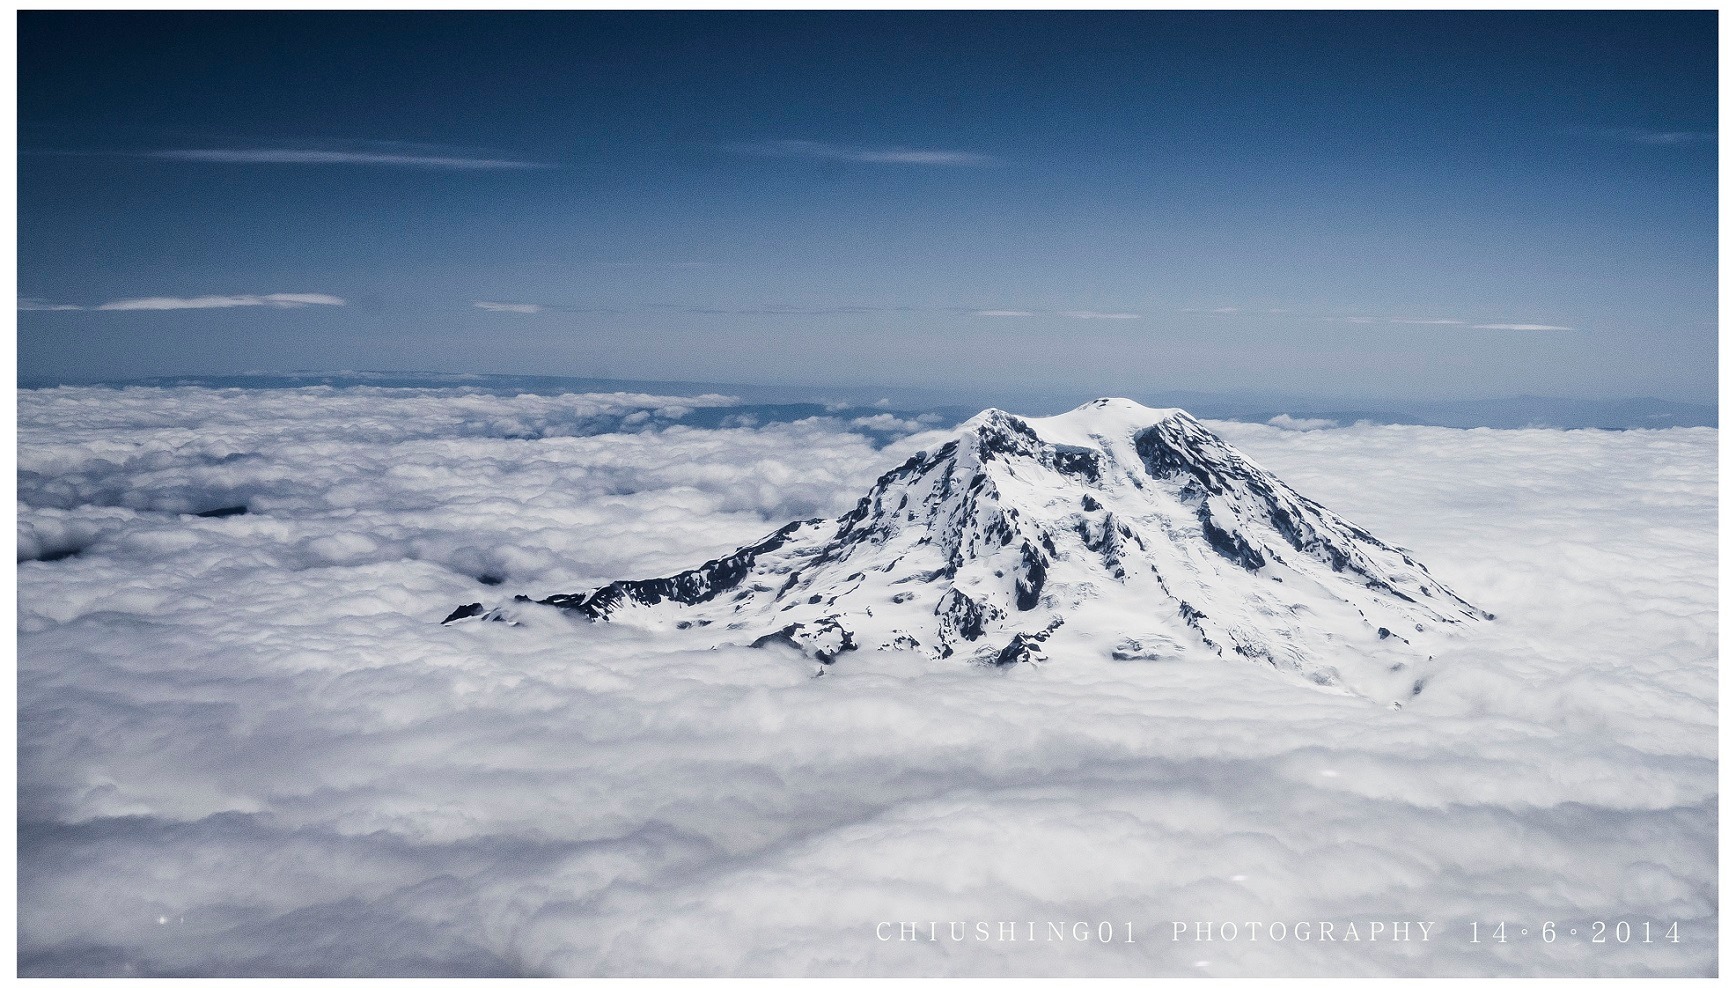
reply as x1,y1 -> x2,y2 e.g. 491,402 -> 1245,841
447,399 -> 1490,702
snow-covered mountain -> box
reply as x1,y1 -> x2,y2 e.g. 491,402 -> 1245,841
446,398 -> 1490,702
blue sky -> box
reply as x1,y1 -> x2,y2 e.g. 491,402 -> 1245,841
17,11 -> 1717,401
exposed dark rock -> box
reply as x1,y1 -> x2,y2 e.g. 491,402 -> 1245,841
1111,637 -> 1177,661
750,616 -> 858,664
974,412 -> 1041,461
1135,424 -> 1224,493
442,602 -> 485,624
991,632 -> 1047,665
1049,445 -> 1102,482
194,505 -> 248,518
1232,639 -> 1276,665
1197,505 -> 1266,571
1176,600 -> 1220,652
1014,541 -> 1047,610
936,588 -> 997,642
539,519 -> 810,618
988,618 -> 1064,666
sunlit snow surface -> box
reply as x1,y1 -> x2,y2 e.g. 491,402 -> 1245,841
18,386 -> 1716,976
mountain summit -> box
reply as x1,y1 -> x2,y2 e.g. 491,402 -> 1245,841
446,398 -> 1489,701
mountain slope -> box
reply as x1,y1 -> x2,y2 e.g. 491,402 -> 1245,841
446,398 -> 1489,702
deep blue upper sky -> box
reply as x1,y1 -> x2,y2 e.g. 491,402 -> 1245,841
18,11 -> 1718,401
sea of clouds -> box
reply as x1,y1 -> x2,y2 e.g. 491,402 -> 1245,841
17,385 -> 1716,976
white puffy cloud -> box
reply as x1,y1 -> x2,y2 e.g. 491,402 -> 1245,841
1265,413 -> 1339,431
16,387 -> 1715,976
847,412 -> 943,434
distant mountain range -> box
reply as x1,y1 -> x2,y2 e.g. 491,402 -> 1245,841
19,371 -> 1716,430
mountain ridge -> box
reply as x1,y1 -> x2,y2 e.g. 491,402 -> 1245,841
446,398 -> 1490,703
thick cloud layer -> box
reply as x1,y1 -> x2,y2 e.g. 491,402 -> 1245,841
17,387 -> 1716,976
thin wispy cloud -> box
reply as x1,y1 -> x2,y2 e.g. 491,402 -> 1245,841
1589,126 -> 1715,147
151,148 -> 551,169
24,138 -> 554,170
99,293 -> 346,311
1370,316 -> 1572,331
1343,316 -> 1466,326
1188,307 -> 1572,332
474,301 -> 545,314
736,139 -> 999,167
22,293 -> 347,312
462,302 -> 1139,320
1471,322 -> 1575,332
